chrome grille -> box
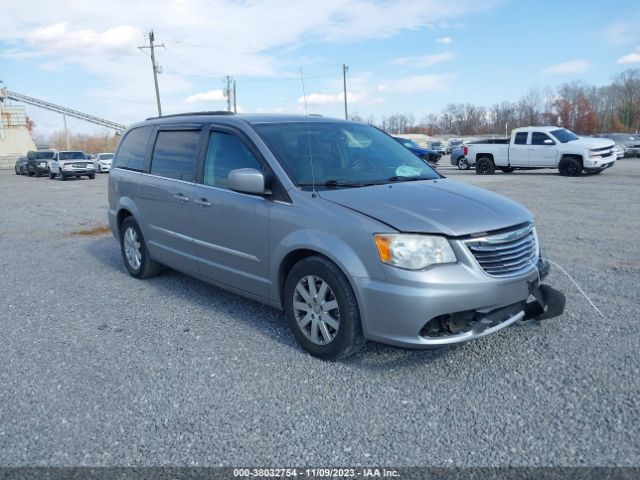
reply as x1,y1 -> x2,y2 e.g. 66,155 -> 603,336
465,224 -> 538,278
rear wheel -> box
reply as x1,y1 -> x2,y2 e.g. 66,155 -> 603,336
284,256 -> 364,360
119,217 -> 161,279
88,174 -> 95,179
457,157 -> 470,170
559,157 -> 582,176
475,157 -> 495,175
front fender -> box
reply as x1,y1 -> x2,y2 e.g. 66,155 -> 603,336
270,229 -> 380,306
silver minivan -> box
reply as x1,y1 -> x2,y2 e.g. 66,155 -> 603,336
108,113 -> 564,359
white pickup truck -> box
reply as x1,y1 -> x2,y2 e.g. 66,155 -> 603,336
467,126 -> 616,176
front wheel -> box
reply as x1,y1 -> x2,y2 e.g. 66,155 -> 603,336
88,174 -> 95,179
284,256 -> 364,360
49,170 -> 55,179
475,157 -> 495,175
457,157 -> 470,170
58,172 -> 66,181
119,217 -> 161,279
559,157 -> 582,176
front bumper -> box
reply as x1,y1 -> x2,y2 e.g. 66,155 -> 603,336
61,167 -> 96,175
32,164 -> 49,173
355,257 -> 563,348
585,159 -> 615,172
97,163 -> 112,172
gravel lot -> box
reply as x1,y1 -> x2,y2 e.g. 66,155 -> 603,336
0,161 -> 639,467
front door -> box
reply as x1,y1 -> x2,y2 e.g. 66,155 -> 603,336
528,131 -> 557,167
191,128 -> 271,298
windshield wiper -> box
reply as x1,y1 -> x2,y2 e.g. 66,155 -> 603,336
386,175 -> 435,183
297,180 -> 366,188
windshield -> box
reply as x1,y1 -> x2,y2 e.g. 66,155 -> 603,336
98,153 -> 114,160
32,151 -> 55,159
449,140 -> 462,146
59,151 -> 86,160
255,122 -> 439,188
430,142 -> 442,147
550,129 -> 579,143
397,138 -> 420,149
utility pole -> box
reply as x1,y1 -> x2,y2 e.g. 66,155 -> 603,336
224,75 -> 233,112
342,64 -> 349,120
138,30 -> 164,117
233,80 -> 237,114
63,113 -> 70,150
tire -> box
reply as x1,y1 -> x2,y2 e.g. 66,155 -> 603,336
119,217 -> 161,279
59,172 -> 66,181
559,157 -> 582,177
475,157 -> 495,175
284,255 -> 365,360
28,169 -> 34,177
49,170 -> 55,179
88,174 -> 95,179
15,168 -> 20,175
457,157 -> 470,170
499,166 -> 515,173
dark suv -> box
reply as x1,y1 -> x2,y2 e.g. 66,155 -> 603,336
27,150 -> 55,177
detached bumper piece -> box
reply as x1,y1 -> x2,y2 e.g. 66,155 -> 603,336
523,284 -> 566,321
419,284 -> 565,346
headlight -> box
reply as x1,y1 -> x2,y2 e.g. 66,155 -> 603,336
374,234 -> 456,270
62,164 -> 73,170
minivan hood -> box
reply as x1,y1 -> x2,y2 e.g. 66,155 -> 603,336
319,179 -> 533,237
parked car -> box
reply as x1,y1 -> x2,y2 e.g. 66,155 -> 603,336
26,150 -> 55,177
593,133 -> 640,157
394,137 -> 441,165
466,127 -> 616,176
446,139 -> 464,155
450,146 -> 471,170
14,156 -> 28,175
95,152 -> 114,173
48,151 -> 96,180
427,141 -> 445,155
108,113 -> 564,360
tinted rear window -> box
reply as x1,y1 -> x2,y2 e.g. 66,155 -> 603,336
150,130 -> 200,182
114,126 -> 152,171
514,132 -> 528,145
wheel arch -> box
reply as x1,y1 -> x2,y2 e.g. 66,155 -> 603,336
273,232 -> 371,309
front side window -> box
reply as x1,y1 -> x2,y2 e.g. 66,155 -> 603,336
202,131 -> 262,189
531,132 -> 554,145
514,132 -> 528,145
150,130 -> 200,182
255,122 -> 439,188
114,126 -> 152,171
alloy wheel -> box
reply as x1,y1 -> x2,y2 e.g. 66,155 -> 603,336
292,275 -> 340,345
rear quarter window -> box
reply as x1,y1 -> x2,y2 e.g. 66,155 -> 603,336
114,126 -> 153,171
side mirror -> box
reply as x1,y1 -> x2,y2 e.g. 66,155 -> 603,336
228,168 -> 267,195
544,139 -> 554,145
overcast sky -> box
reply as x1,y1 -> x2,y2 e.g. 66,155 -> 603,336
2,0 -> 640,137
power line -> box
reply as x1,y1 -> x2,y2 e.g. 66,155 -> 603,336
138,30 -> 165,117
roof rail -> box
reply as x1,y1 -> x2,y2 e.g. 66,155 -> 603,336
145,111 -> 235,120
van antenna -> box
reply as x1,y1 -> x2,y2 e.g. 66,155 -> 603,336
299,68 -> 317,197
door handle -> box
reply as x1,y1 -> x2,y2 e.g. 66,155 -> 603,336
193,198 -> 211,207
173,193 -> 190,203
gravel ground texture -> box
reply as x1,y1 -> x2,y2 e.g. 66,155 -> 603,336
0,161 -> 639,467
